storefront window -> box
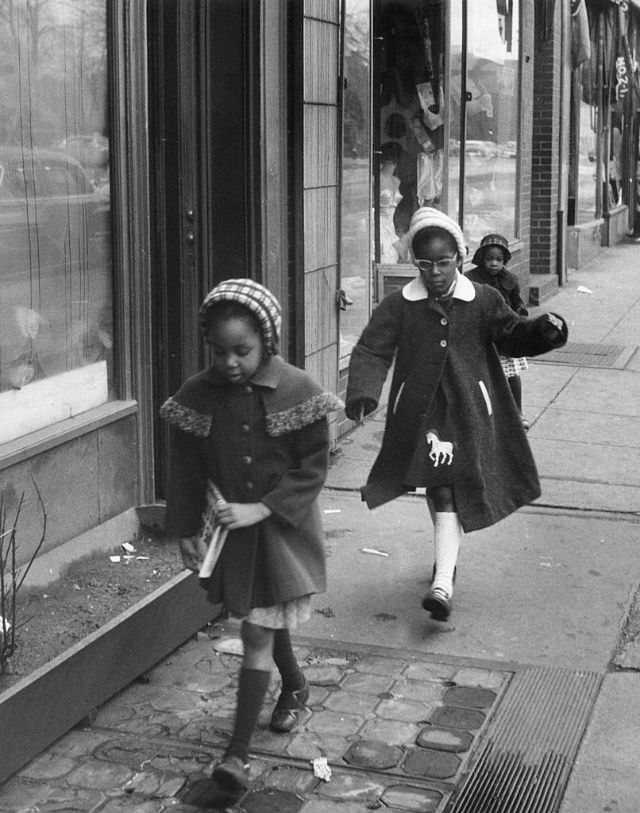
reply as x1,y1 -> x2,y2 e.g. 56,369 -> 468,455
374,0 -> 519,265
340,0 -> 371,368
0,1 -> 112,444
575,99 -> 598,223
375,0 -> 446,265
449,0 -> 520,249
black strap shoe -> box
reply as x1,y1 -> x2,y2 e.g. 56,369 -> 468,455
269,680 -> 309,733
422,587 -> 451,621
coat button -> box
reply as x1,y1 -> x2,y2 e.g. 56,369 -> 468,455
244,384 -> 253,393
440,317 -> 448,326
241,455 -> 252,465
241,423 -> 250,433
245,481 -> 254,491
440,339 -> 448,348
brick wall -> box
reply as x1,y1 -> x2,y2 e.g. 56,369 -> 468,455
530,0 -> 563,275
509,0 -> 536,290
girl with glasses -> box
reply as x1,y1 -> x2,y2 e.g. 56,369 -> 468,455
345,207 -> 567,622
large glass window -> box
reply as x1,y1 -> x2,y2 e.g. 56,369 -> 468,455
375,0 -> 446,265
340,0 -> 371,369
373,0 -> 520,265
449,0 -> 520,249
0,1 -> 112,444
574,98 -> 599,223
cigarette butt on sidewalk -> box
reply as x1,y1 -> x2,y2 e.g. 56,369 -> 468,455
361,547 -> 389,558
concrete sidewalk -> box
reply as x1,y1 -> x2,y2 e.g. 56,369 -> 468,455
1,241 -> 640,811
315,240 -> 640,812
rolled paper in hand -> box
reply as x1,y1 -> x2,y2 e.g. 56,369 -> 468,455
199,524 -> 228,578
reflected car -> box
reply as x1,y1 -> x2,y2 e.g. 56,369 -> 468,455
56,133 -> 109,169
497,141 -> 517,158
464,140 -> 499,159
0,146 -> 110,259
0,147 -> 112,391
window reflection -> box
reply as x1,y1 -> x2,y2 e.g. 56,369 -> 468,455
377,0 -> 445,263
0,1 -> 112,436
340,0 -> 371,369
575,100 -> 598,222
450,0 -> 520,249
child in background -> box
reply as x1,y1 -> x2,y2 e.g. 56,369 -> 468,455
345,208 -> 567,622
161,279 -> 342,806
466,233 -> 531,428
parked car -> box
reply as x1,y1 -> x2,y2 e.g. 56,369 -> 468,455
0,147 -> 112,392
56,133 -> 109,167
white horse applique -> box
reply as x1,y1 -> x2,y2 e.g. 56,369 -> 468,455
426,430 -> 454,467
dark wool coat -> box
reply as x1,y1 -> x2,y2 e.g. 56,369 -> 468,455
345,274 -> 568,532
160,355 -> 343,616
465,264 -> 528,315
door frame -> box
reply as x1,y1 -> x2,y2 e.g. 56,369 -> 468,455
147,0 -> 263,497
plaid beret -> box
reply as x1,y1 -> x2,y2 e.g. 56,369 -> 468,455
407,207 -> 467,258
472,233 -> 512,264
199,278 -> 282,355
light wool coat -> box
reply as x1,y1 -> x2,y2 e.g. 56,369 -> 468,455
346,274 -> 568,531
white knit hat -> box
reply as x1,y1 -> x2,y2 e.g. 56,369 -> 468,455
407,207 -> 467,258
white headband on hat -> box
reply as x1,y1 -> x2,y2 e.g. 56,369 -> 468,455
407,207 -> 467,258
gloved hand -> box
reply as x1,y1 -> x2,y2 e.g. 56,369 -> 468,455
345,397 -> 378,422
541,312 -> 568,345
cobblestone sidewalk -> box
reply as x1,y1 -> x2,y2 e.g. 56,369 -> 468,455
0,627 -> 511,812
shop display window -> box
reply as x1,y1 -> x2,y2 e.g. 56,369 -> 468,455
374,0 -> 520,263
574,99 -> 599,223
450,0 -> 520,249
0,1 -> 112,443
340,0 -> 372,368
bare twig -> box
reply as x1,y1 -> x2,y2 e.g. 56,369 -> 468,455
0,479 -> 47,674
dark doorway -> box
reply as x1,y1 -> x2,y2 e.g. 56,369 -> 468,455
147,0 -> 260,497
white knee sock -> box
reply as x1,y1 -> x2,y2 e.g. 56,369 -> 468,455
432,512 -> 462,597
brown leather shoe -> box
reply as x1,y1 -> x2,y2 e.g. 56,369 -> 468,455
422,587 -> 451,621
269,681 -> 309,733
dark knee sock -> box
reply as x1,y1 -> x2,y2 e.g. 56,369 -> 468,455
508,376 -> 522,411
272,629 -> 305,690
226,667 -> 271,762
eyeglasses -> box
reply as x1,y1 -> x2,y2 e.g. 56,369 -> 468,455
414,256 -> 458,273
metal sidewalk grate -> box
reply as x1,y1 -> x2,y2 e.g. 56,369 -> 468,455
532,341 -> 634,369
449,666 -> 602,813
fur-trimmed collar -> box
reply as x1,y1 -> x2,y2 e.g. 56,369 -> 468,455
402,271 -> 475,302
160,355 -> 343,438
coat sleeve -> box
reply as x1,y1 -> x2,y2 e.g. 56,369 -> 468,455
164,424 -> 208,538
260,418 -> 330,528
508,280 -> 529,316
485,288 -> 568,357
345,293 -> 402,410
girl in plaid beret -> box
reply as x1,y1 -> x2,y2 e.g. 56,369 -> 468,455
346,208 -> 568,624
161,278 -> 342,804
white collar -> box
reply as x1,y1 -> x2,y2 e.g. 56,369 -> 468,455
402,271 -> 476,302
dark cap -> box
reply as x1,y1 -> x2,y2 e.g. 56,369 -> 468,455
472,233 -> 511,265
